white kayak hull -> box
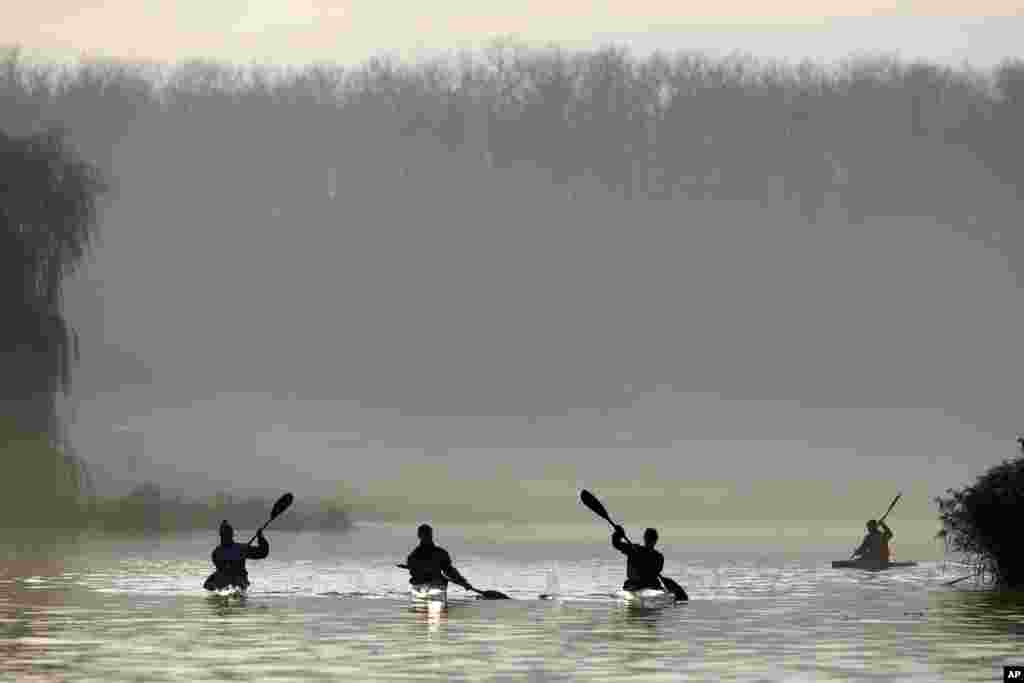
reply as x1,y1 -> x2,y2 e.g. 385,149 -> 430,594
616,588 -> 676,609
410,583 -> 447,606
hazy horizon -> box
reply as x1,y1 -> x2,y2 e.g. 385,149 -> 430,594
4,27 -> 1021,532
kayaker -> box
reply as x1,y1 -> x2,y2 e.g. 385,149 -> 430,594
206,520 -> 270,590
406,524 -> 470,588
851,519 -> 893,564
612,525 -> 665,591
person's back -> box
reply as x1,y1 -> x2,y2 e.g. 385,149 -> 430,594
854,520 -> 893,564
613,526 -> 665,591
406,544 -> 453,585
208,520 -> 269,589
406,524 -> 467,587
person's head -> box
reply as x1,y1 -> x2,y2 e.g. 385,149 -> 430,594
866,519 -> 879,533
417,524 -> 434,544
219,520 -> 234,543
643,528 -> 658,548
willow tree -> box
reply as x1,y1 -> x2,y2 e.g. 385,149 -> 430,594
1,126 -> 106,526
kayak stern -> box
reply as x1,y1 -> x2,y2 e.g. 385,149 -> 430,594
616,588 -> 676,609
410,583 -> 448,607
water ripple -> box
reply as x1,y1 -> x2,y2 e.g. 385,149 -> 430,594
2,533 -> 1022,682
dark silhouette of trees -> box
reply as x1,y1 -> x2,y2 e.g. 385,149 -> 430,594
1,126 -> 105,437
91,483 -> 351,534
936,438 -> 1024,588
0,117 -> 106,527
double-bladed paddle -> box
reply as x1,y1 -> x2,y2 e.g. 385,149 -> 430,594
396,564 -> 510,600
850,492 -> 901,559
247,492 -> 294,545
579,489 -> 688,602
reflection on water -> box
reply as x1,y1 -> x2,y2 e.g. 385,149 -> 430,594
1,529 -> 1021,681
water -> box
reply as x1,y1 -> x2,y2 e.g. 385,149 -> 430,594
2,524 -> 1022,681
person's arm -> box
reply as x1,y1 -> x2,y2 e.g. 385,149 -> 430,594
246,531 -> 270,560
611,525 -> 632,555
880,521 -> 893,541
212,548 -> 224,571
654,552 -> 665,576
441,551 -> 469,586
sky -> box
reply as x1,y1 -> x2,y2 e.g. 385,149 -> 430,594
3,6 -> 1023,69
11,3 -> 1024,530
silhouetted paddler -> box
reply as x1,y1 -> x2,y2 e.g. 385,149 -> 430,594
406,524 -> 469,588
612,526 -> 665,591
852,519 -> 893,564
204,520 -> 269,591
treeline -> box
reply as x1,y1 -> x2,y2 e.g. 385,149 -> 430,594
1,417 -> 351,533
2,43 -> 1022,232
90,482 -> 350,534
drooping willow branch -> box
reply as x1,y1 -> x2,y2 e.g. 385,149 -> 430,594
1,126 -> 107,438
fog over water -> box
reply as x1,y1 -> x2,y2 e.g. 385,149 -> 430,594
3,35 -> 1010,534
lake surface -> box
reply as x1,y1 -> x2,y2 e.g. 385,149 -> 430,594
2,523 -> 1021,681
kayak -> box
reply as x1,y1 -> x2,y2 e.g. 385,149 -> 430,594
410,583 -> 447,607
616,588 -> 677,609
207,584 -> 247,598
204,571 -> 249,594
831,560 -> 918,571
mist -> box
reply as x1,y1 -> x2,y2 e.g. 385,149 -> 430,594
5,44 -> 1022,532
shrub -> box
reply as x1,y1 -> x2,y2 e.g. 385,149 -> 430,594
936,439 -> 1024,588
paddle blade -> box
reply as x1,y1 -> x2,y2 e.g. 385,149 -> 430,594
270,493 -> 295,521
479,590 -> 511,600
580,489 -> 612,524
247,493 -> 295,545
660,575 -> 689,602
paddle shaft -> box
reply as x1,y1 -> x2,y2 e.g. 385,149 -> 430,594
879,493 -> 902,524
944,575 -> 973,586
246,521 -> 272,546
396,564 -> 507,598
397,563 -> 470,589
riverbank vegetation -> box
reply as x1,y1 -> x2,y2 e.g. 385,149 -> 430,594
1,417 -> 350,533
89,481 -> 350,534
936,440 -> 1024,588
1,121 -> 104,529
